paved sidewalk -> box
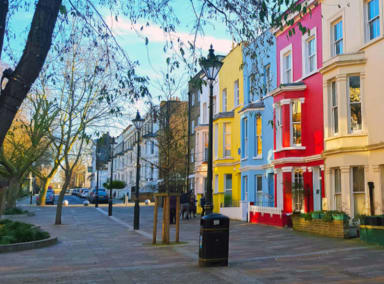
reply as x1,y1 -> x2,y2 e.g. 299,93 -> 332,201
1,206 -> 384,283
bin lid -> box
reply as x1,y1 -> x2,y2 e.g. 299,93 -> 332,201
201,213 -> 229,221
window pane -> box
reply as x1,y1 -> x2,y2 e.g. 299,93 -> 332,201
369,0 -> 379,20
333,107 -> 339,133
353,167 -> 365,193
225,174 -> 232,190
369,18 -> 380,40
349,76 -> 362,131
354,193 -> 365,215
257,176 -> 262,192
334,168 -> 341,193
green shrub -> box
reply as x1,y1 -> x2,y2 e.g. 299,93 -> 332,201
4,207 -> 28,215
0,219 -> 50,245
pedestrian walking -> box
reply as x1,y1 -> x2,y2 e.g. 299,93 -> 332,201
200,195 -> 206,217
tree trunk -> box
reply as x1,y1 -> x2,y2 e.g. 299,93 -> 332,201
39,177 -> 52,206
5,177 -> 20,209
0,186 -> 6,216
55,176 -> 70,225
0,0 -> 62,148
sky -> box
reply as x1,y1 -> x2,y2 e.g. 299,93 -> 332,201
3,2 -> 233,135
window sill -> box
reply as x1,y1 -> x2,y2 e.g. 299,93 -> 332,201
274,146 -> 306,153
325,132 -> 368,141
253,155 -> 263,160
217,156 -> 234,160
241,157 -> 248,161
298,69 -> 319,81
360,35 -> 384,51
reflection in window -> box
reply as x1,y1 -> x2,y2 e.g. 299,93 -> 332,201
348,76 -> 362,132
292,101 -> 302,145
333,20 -> 343,56
368,0 -> 380,41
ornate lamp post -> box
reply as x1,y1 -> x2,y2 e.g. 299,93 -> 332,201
199,45 -> 223,215
133,110 -> 144,230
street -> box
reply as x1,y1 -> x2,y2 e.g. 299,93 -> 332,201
1,205 -> 384,283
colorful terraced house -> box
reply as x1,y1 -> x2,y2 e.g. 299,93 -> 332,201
240,32 -> 278,224
212,44 -> 244,215
271,0 -> 325,226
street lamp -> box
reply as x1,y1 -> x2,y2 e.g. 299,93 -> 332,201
133,110 -> 144,230
108,137 -> 116,216
199,44 -> 223,215
95,150 -> 102,208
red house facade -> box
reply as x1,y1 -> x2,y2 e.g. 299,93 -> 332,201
272,1 -> 324,223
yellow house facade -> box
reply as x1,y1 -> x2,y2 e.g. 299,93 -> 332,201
212,44 -> 244,213
321,0 -> 384,216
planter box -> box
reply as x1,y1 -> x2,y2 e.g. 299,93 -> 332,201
291,215 -> 349,238
360,225 -> 384,246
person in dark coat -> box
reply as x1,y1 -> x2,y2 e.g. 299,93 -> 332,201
200,195 -> 206,217
170,196 -> 176,224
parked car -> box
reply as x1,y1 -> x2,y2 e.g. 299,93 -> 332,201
80,189 -> 89,198
89,188 -> 109,203
36,189 -> 55,205
72,188 -> 79,196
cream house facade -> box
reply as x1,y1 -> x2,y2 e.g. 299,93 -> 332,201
321,0 -> 384,216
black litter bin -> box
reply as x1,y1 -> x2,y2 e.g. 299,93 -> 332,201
199,213 -> 229,267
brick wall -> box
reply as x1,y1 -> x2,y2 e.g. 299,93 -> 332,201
292,215 -> 348,238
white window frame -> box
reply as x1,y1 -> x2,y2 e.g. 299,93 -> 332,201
255,175 -> 263,206
243,175 -> 248,201
243,117 -> 248,158
331,18 -> 343,57
254,115 -> 262,158
280,44 -> 293,84
223,122 -> 231,158
276,105 -> 282,150
203,102 -> 207,124
214,175 -> 219,193
234,80 -> 240,106
301,27 -> 317,76
351,166 -> 366,216
264,64 -> 271,94
214,124 -> 218,159
224,174 -> 232,192
333,168 -> 342,211
347,75 -> 363,133
222,88 -> 227,112
330,80 -> 338,135
290,99 -> 303,146
365,0 -> 381,42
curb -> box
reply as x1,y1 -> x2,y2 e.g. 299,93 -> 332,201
0,236 -> 58,253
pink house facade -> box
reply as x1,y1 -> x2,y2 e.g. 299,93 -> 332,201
271,1 -> 324,226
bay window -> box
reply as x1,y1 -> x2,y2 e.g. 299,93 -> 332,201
291,100 -> 302,145
223,123 -> 231,157
282,51 -> 292,84
348,76 -> 362,132
255,116 -> 262,156
222,89 -> 227,112
330,81 -> 338,134
242,117 -> 248,158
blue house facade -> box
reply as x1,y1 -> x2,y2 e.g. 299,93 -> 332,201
240,33 -> 276,216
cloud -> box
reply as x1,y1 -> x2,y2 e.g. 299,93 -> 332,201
106,16 -> 233,54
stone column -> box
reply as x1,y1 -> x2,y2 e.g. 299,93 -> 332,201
340,166 -> 351,216
325,168 -> 332,211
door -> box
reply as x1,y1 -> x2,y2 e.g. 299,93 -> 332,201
313,167 -> 322,211
268,173 -> 274,207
